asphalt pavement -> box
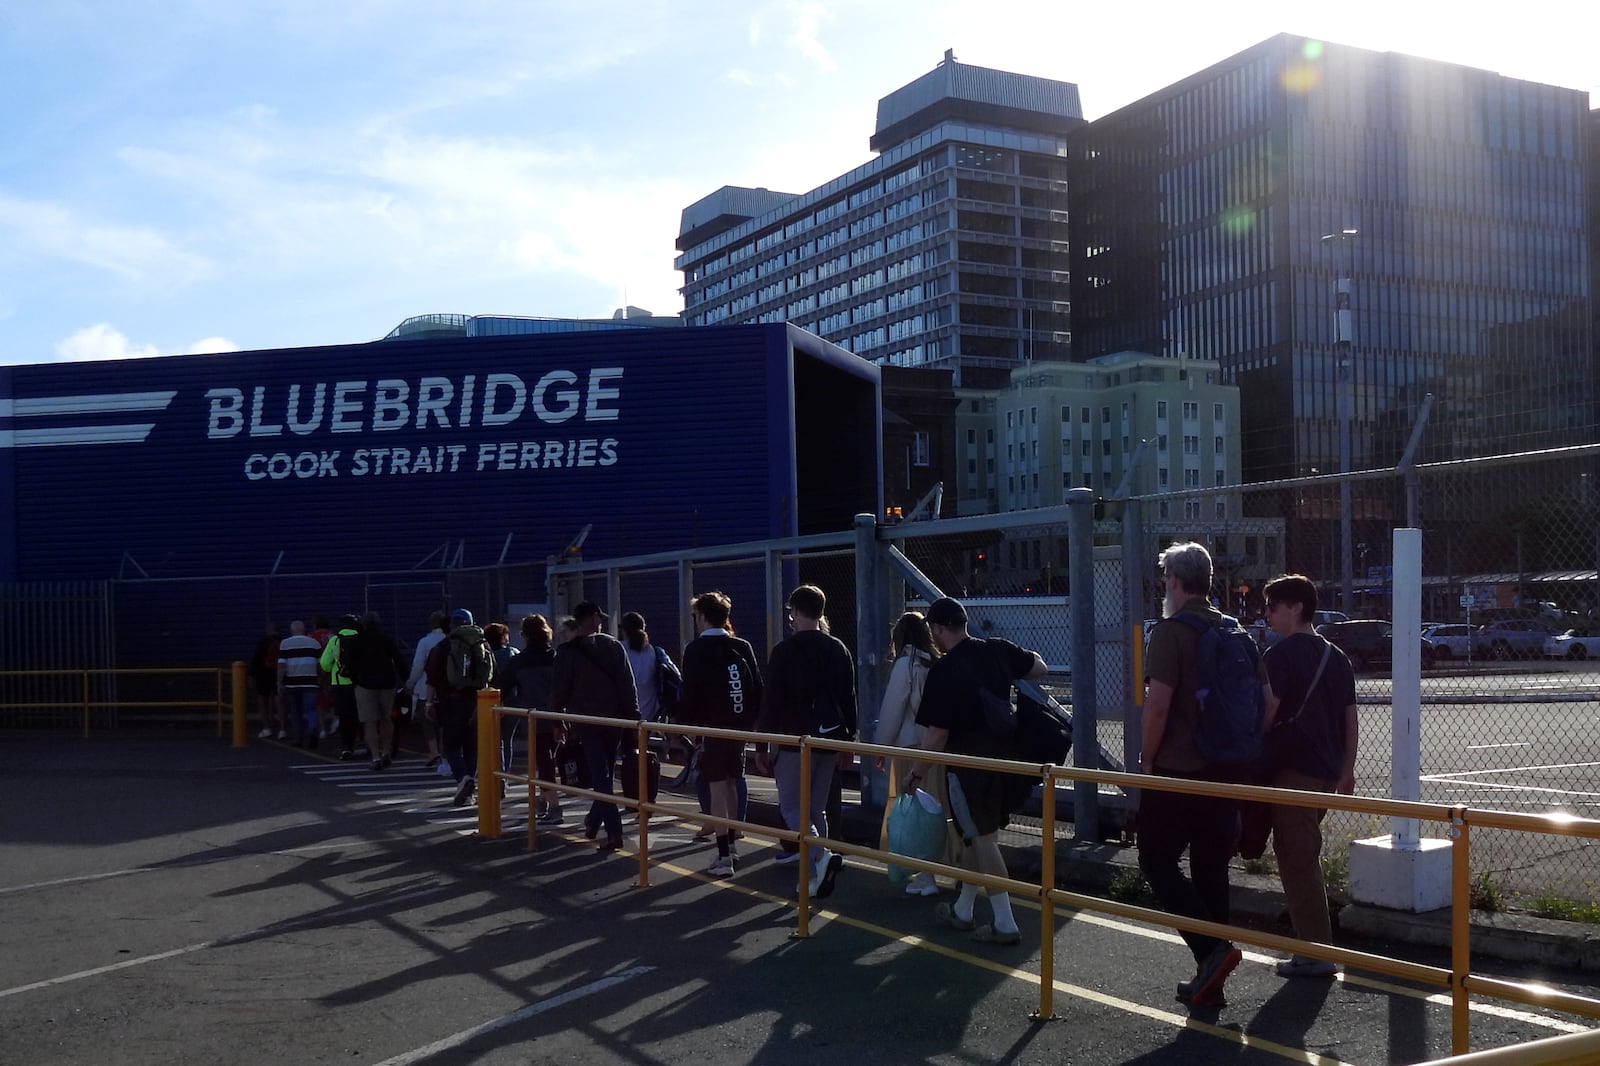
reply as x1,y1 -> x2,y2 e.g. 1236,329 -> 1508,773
2,737 -> 1597,1066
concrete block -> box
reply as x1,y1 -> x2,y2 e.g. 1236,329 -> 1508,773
1348,835 -> 1453,912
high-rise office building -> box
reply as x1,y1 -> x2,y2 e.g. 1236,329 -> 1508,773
677,52 -> 1083,385
1069,34 -> 1594,483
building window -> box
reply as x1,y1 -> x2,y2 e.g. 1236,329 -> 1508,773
1185,499 -> 1201,520
967,429 -> 976,445
1183,435 -> 1199,455
1157,433 -> 1168,452
1183,401 -> 1198,420
1214,469 -> 1225,487
1214,435 -> 1224,453
1157,400 -> 1168,419
1214,499 -> 1226,519
1101,406 -> 1111,424
1159,501 -> 1170,519
912,431 -> 930,467
1184,468 -> 1200,488
1080,407 -> 1090,423
1158,467 -> 1169,488
1212,402 -> 1224,421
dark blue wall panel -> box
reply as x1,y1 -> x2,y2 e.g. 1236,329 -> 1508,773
3,324 -> 878,583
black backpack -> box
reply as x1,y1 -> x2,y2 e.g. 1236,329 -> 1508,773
1174,612 -> 1265,771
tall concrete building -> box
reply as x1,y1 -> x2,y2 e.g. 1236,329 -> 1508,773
677,52 -> 1083,385
1068,34 -> 1595,484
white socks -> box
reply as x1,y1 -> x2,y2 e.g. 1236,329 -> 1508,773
954,883 -> 1019,934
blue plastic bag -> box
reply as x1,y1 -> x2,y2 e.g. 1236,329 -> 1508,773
886,789 -> 947,884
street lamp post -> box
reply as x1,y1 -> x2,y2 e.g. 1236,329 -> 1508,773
1321,228 -> 1358,614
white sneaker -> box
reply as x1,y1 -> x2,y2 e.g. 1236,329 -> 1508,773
257,728 -> 272,738
807,849 -> 843,899
276,730 -> 288,740
707,855 -> 735,878
904,875 -> 940,897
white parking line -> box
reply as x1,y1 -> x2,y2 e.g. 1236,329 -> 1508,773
367,966 -> 654,1066
1423,760 -> 1600,779
0,886 -> 451,1000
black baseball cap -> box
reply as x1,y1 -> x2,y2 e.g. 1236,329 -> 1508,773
572,601 -> 608,623
926,597 -> 967,626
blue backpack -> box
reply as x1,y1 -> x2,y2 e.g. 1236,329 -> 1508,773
1173,612 -> 1264,771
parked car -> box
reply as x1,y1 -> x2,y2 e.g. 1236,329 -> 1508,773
1312,610 -> 1351,625
1543,627 -> 1600,659
1421,623 -> 1478,660
1317,620 -> 1435,672
1475,617 -> 1566,660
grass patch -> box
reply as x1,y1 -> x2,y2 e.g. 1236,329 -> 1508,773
1321,851 -> 1349,900
1528,893 -> 1600,924
1470,870 -> 1505,913
1108,867 -> 1150,903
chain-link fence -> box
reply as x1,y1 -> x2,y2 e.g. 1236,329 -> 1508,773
6,445 -> 1595,907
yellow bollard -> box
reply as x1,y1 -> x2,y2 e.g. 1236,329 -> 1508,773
476,689 -> 502,838
231,661 -> 248,748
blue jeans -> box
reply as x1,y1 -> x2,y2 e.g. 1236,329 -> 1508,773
581,730 -> 623,838
285,687 -> 319,740
499,715 -> 521,772
437,695 -> 477,783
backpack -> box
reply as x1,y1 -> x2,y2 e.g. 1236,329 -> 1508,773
654,645 -> 683,719
1173,612 -> 1265,771
701,637 -> 755,726
445,625 -> 494,691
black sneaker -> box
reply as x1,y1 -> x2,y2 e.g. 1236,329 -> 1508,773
1187,942 -> 1242,1007
369,758 -> 385,772
338,750 -> 355,762
451,778 -> 476,807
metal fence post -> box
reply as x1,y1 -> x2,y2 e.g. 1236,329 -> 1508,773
230,661 -> 248,748
1392,528 -> 1423,847
1065,487 -> 1099,841
476,689 -> 501,838
1121,498 -> 1145,801
854,513 -> 887,814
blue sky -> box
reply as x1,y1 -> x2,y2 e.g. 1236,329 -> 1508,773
1,0 -> 1594,365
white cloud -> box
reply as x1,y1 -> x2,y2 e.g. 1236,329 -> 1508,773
0,193 -> 212,285
54,324 -> 160,362
786,2 -> 836,71
46,324 -> 236,363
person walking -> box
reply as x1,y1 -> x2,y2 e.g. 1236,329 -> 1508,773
678,592 -> 763,877
485,622 -> 518,793
250,624 -> 284,739
756,584 -> 856,899
277,620 -> 323,747
340,612 -> 409,772
874,610 -> 944,897
425,609 -> 495,806
1260,573 -> 1358,979
906,597 -> 1047,946
1140,541 -> 1273,1009
499,614 -> 561,823
405,611 -> 449,769
551,601 -> 638,852
318,614 -> 362,760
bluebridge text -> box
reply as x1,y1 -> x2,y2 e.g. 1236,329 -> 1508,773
206,369 -> 623,438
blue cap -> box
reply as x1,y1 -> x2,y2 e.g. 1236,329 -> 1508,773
450,608 -> 474,625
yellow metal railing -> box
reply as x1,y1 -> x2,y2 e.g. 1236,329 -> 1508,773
0,665 -> 237,739
472,700 -> 1600,1057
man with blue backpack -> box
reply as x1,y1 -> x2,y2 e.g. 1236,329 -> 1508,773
1140,541 -> 1275,1011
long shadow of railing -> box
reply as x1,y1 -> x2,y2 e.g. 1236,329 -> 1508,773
469,692 -> 1600,1060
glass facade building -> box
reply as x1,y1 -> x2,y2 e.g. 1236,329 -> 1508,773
1069,34 -> 1594,483
677,54 -> 1083,384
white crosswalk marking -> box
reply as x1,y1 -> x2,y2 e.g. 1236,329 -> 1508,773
292,757 -> 529,829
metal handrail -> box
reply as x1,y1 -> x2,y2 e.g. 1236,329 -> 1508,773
0,666 -> 232,738
473,700 -> 1600,1055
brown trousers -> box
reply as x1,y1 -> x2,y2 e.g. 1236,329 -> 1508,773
1268,766 -> 1337,946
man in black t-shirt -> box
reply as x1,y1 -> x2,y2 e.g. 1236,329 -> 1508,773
1261,574 -> 1359,979
908,596 -> 1047,947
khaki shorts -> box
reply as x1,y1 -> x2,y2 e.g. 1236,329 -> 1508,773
354,686 -> 394,724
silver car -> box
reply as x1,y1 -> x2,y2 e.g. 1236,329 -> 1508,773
1422,623 -> 1477,660
1543,628 -> 1600,659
